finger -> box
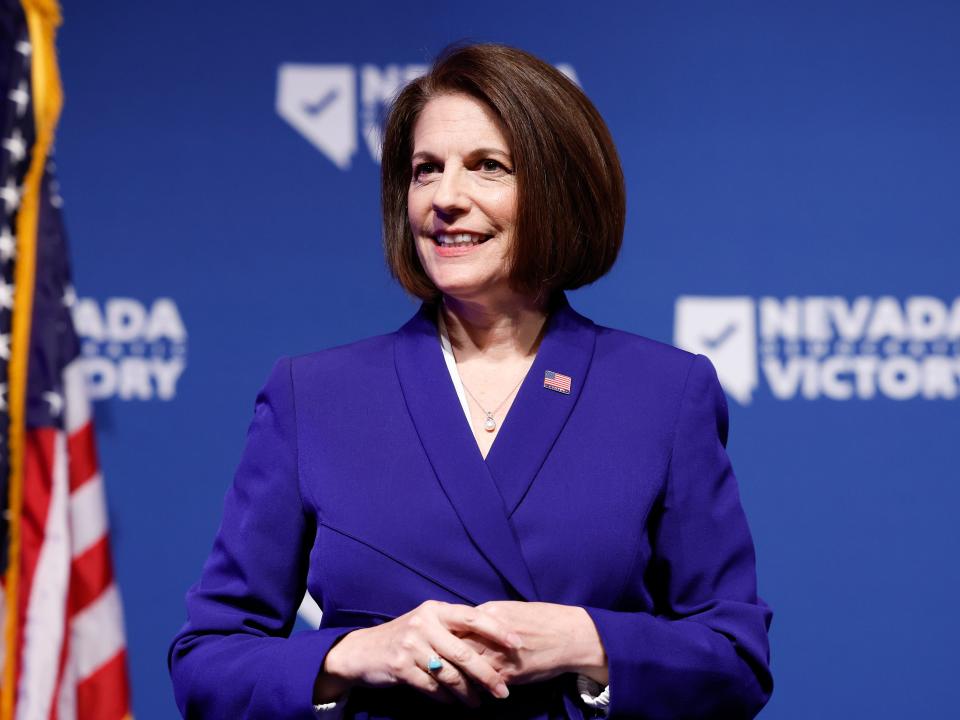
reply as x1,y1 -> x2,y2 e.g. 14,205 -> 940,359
428,633 -> 510,700
402,652 -> 482,706
460,633 -> 512,670
398,663 -> 458,704
461,634 -> 488,655
427,653 -> 485,705
441,605 -> 523,651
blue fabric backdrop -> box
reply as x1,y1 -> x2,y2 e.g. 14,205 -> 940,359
55,1 -> 959,717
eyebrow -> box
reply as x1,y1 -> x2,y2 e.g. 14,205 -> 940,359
411,147 -> 512,163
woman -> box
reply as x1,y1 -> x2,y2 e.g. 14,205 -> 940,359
169,44 -> 772,719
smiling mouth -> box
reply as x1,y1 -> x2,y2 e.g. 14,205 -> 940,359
432,232 -> 491,247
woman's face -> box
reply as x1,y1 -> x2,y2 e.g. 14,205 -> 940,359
407,93 -> 517,303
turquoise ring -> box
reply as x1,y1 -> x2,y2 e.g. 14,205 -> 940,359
426,654 -> 443,673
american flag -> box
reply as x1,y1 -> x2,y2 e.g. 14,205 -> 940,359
0,3 -> 133,719
543,370 -> 572,395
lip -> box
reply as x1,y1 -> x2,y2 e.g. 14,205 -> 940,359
428,227 -> 493,252
431,226 -> 487,235
426,230 -> 491,256
433,242 -> 485,257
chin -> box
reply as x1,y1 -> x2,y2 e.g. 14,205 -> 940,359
433,282 -> 491,300
433,279 -> 515,305
424,267 -> 493,293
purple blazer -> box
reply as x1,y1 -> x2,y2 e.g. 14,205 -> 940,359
169,297 -> 772,719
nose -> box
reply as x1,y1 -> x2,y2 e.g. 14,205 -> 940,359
431,165 -> 469,217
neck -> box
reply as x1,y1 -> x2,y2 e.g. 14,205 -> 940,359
440,293 -> 550,362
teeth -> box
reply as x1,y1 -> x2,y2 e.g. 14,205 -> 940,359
436,233 -> 486,246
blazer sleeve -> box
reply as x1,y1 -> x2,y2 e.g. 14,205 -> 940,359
168,358 -> 360,719
583,354 -> 773,719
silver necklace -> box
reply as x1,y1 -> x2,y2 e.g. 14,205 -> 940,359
441,308 -> 543,433
459,372 -> 527,432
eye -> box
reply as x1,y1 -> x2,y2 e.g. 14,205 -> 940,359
412,162 -> 440,181
479,159 -> 509,173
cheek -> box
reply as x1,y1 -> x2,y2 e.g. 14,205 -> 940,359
407,187 -> 428,225
412,235 -> 434,275
490,189 -> 517,227
412,233 -> 431,269
406,193 -> 418,227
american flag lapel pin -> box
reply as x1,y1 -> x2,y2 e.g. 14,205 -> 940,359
543,370 -> 572,395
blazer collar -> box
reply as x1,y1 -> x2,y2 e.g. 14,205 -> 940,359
484,295 -> 597,514
393,295 -> 597,601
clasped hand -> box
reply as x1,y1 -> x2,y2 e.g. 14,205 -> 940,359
317,600 -> 606,706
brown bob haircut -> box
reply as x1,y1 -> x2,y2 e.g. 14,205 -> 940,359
381,43 -> 626,302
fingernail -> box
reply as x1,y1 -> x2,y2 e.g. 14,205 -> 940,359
507,632 -> 523,649
495,682 -> 510,699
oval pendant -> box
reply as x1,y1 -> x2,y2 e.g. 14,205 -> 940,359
483,415 -> 497,432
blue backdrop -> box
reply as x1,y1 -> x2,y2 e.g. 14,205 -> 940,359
55,1 -> 958,717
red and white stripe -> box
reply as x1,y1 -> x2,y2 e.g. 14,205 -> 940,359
11,359 -> 131,720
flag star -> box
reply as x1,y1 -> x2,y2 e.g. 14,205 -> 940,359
0,226 -> 14,262
49,177 -> 63,208
62,284 -> 77,308
0,179 -> 21,212
43,391 -> 63,417
3,128 -> 26,164
0,279 -> 13,310
0,333 -> 9,360
9,80 -> 28,117
15,40 -> 31,57
0,383 -> 5,410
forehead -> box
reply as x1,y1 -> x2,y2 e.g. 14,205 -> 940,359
411,93 -> 510,154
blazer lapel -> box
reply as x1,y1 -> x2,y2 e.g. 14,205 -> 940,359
394,304 -> 539,601
485,295 -> 598,514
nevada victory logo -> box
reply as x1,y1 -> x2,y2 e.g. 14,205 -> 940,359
73,297 -> 187,401
675,296 -> 960,403
277,62 -> 579,170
